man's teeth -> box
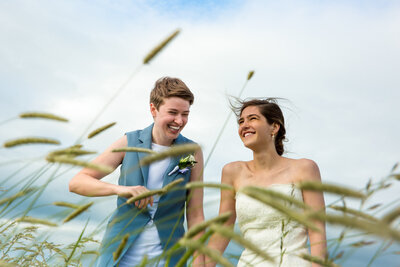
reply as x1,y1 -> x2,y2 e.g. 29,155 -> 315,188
169,125 -> 180,130
244,132 -> 254,137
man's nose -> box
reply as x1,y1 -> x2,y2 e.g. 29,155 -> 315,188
175,115 -> 183,125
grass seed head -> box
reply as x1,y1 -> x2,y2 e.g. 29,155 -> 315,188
210,223 -> 274,263
297,181 -> 366,199
300,253 -> 340,267
46,155 -> 113,174
184,212 -> 232,239
112,147 -> 157,154
247,70 -> 255,81
19,112 -> 68,122
382,206 -> 400,224
179,238 -> 234,267
15,216 -> 58,227
63,202 -> 93,223
113,234 -> 129,261
87,122 -> 116,139
4,137 -> 60,148
329,205 -> 378,222
48,148 -> 96,158
143,29 -> 180,64
53,201 -> 81,209
139,143 -> 200,167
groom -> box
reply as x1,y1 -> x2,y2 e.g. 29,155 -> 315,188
69,77 -> 205,266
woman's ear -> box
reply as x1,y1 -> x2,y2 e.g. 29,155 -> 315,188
150,103 -> 157,118
273,122 -> 280,135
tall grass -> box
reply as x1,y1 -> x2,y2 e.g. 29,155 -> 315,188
1,29 -> 399,267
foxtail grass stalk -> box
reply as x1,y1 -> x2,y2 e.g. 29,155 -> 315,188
139,144 -> 201,166
138,255 -> 149,267
307,211 -> 400,241
82,250 -> 100,256
53,201 -> 81,209
112,147 -> 157,154
329,205 -> 378,222
185,181 -> 234,191
113,234 -> 129,261
204,70 -> 254,167
179,238 -> 234,267
300,254 -> 340,267
240,187 -> 320,232
65,220 -> 88,266
209,224 -> 274,263
63,202 -> 93,223
350,240 -> 375,247
15,216 -> 58,227
3,137 -> 60,148
184,212 -> 232,239
381,206 -> 400,224
48,148 -> 96,158
87,122 -> 116,139
0,260 -> 18,266
390,173 -> 400,180
19,112 -> 68,122
0,188 -> 35,206
297,181 -> 366,199
247,70 -> 255,80
126,178 -> 184,204
46,155 -> 113,174
143,29 -> 180,64
176,230 -> 214,267
75,30 -> 181,144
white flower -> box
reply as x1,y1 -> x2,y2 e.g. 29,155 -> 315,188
168,154 -> 197,176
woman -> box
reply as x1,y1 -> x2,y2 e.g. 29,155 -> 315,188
206,98 -> 326,267
69,77 -> 204,267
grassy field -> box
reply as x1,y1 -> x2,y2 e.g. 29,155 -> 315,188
1,30 -> 399,267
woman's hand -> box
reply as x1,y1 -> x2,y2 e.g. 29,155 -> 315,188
116,185 -> 154,209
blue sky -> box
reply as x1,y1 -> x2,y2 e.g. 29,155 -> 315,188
1,0 -> 400,265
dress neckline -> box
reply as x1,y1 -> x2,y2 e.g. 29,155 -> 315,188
235,183 -> 298,196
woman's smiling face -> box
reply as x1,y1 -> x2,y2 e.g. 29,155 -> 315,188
151,97 -> 190,146
238,105 -> 274,149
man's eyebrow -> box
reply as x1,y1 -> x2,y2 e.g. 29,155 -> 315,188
167,108 -> 190,113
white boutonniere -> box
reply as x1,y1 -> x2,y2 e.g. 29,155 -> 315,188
168,154 -> 197,176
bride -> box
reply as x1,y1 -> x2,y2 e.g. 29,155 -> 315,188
206,98 -> 327,267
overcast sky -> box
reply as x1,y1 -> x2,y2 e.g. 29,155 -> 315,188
1,0 -> 399,265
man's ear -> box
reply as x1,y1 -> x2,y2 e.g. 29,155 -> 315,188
150,103 -> 157,118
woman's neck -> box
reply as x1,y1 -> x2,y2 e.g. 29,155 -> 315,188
251,147 -> 281,171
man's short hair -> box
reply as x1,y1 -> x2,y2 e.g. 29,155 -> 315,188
150,77 -> 194,109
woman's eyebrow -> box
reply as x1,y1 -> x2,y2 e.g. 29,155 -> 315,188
246,114 -> 260,118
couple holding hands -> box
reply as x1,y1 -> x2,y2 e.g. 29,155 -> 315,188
69,77 -> 327,267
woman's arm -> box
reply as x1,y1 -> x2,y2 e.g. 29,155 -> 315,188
69,135 -> 153,208
205,162 -> 238,267
186,149 -> 205,266
299,159 -> 327,266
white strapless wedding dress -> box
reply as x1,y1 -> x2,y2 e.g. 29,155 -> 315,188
235,184 -> 311,267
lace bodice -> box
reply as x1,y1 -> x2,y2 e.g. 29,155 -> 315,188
235,184 -> 311,267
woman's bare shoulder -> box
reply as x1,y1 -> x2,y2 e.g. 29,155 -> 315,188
291,158 -> 321,182
221,161 -> 247,184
